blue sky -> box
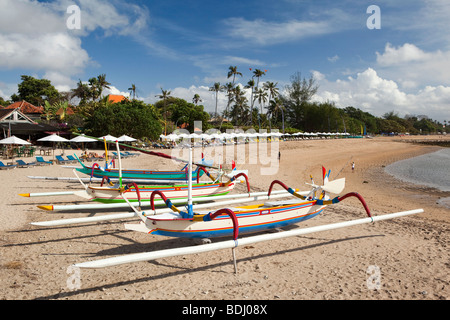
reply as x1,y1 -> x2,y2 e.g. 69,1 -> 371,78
1,0 -> 450,122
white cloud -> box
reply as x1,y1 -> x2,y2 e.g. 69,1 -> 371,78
0,0 -> 149,94
313,68 -> 450,121
375,43 -> 450,89
0,33 -> 89,75
223,17 -> 332,46
104,86 -> 131,98
327,55 -> 339,63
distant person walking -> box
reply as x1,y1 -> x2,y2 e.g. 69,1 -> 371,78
278,151 -> 281,161
351,161 -> 355,172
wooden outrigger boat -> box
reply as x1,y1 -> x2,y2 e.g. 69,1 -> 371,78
74,162 -> 424,270
29,144 -> 424,272
75,159 -> 206,182
23,167 -> 248,207
123,171 -> 364,240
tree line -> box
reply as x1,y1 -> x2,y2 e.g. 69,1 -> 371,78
1,71 -> 448,141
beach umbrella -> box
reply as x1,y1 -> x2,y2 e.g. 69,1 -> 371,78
38,134 -> 69,143
0,135 -> 31,145
117,134 -> 137,142
0,135 -> 31,160
70,134 -> 97,151
70,134 -> 97,143
99,134 -> 118,142
38,134 -> 69,160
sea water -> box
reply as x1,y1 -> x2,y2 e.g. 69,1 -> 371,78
385,148 -> 450,208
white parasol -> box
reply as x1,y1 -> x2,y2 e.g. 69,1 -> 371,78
117,134 -> 137,142
0,135 -> 31,145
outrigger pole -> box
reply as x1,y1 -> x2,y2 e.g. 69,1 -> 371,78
74,208 -> 423,270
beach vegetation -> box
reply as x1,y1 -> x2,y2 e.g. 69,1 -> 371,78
3,71 -> 449,140
83,99 -> 161,140
12,75 -> 61,106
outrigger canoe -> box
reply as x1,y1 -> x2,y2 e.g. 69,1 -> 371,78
124,172 -> 372,240
75,159 -> 205,182
85,173 -> 248,204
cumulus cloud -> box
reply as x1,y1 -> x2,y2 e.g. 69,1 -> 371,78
0,0 -> 149,97
313,68 -> 450,121
375,43 -> 450,89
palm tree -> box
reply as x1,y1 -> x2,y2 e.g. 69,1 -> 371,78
268,98 -> 285,133
227,66 -> 243,85
96,74 -> 111,101
128,84 -> 137,100
192,94 -> 202,105
231,85 -> 248,125
252,69 -> 266,130
155,88 -> 172,135
245,79 -> 256,126
209,82 -> 224,119
263,81 -> 279,128
71,80 -> 91,105
254,88 -> 268,128
263,82 -> 279,105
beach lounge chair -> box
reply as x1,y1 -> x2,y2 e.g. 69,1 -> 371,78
66,155 -> 79,163
16,160 -> 36,168
0,161 -> 17,170
124,151 -> 139,157
55,155 -> 71,164
35,156 -> 52,166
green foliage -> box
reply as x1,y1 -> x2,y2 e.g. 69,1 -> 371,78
155,97 -> 210,132
84,100 -> 162,140
13,75 -> 61,105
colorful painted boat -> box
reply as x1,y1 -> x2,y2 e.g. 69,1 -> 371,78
124,177 -> 372,240
86,178 -> 243,204
75,160 -> 205,182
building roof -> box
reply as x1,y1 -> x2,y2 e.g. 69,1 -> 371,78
0,108 -> 36,123
108,95 -> 127,104
5,101 -> 44,114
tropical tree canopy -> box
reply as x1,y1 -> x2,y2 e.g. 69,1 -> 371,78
84,99 -> 162,140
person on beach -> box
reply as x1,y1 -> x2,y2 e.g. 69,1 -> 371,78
351,161 -> 355,172
278,151 -> 281,161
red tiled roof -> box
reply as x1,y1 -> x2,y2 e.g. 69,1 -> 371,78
5,101 -> 44,114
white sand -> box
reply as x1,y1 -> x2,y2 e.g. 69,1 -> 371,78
0,136 -> 448,300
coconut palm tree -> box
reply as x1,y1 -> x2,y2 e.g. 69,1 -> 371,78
192,94 -> 202,105
128,84 -> 137,100
263,81 -> 279,128
71,80 -> 91,105
227,66 -> 243,85
209,82 -> 224,119
96,74 -> 111,101
245,79 -> 256,126
252,69 -> 266,129
268,97 -> 286,133
155,88 -> 172,135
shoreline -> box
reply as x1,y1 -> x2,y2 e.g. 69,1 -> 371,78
0,136 -> 448,300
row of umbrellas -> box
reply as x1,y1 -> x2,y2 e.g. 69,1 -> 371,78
0,134 -> 137,145
160,131 -> 351,142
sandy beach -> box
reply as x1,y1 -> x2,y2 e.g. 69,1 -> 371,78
0,136 -> 448,300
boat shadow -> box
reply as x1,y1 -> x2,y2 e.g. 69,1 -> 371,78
33,228 -> 384,300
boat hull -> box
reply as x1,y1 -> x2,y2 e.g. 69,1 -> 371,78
87,182 -> 235,203
76,166 -> 203,181
145,201 -> 326,239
